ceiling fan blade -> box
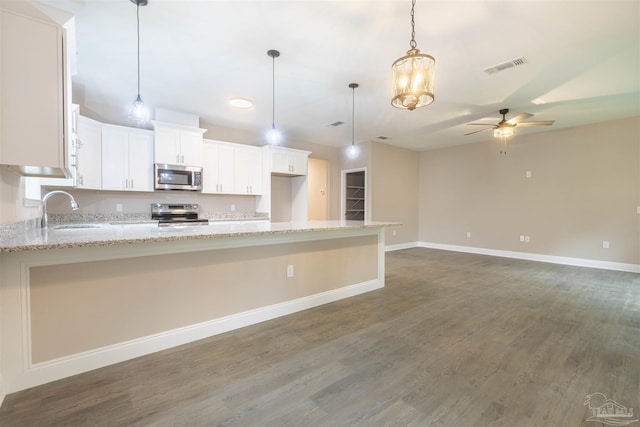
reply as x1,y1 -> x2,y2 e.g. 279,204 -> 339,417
466,122 -> 497,126
506,113 -> 533,124
464,128 -> 493,136
516,120 -> 555,127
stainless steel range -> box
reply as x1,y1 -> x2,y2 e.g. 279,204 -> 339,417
151,203 -> 209,226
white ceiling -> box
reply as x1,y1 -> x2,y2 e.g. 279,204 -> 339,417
45,0 -> 640,151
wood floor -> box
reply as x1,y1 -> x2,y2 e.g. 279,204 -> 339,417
1,248 -> 638,426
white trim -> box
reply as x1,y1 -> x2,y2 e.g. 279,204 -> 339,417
418,241 -> 640,273
11,278 -> 382,393
385,242 -> 419,252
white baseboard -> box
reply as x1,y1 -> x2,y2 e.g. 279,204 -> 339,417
417,242 -> 640,273
13,279 -> 383,394
385,242 -> 419,252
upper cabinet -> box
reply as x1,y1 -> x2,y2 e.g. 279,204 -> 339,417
202,140 -> 263,196
202,140 -> 235,194
264,146 -> 311,176
75,115 -> 102,190
0,2 -> 75,177
152,121 -> 206,166
101,124 -> 154,192
234,145 -> 262,195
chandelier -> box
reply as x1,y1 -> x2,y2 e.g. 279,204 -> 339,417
391,0 -> 435,111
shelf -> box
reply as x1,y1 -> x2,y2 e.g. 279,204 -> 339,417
347,197 -> 364,201
347,185 -> 364,190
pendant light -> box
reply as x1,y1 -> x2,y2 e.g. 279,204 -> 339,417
391,0 -> 435,111
266,49 -> 282,145
128,0 -> 149,123
347,83 -> 360,159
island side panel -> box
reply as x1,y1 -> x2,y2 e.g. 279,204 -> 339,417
29,235 -> 378,364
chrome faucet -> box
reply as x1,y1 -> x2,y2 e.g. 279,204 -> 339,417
41,190 -> 79,228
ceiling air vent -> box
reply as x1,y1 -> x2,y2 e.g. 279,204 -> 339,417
329,121 -> 344,127
483,56 -> 528,75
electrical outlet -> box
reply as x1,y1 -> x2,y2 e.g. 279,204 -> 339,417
466,231 -> 471,238
524,235 -> 530,243
603,241 -> 609,249
116,203 -> 123,212
519,235 -> 525,242
392,230 -> 397,236
287,265 -> 294,277
230,204 -> 236,211
526,170 -> 532,178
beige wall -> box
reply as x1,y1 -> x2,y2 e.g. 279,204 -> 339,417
28,235 -> 378,363
371,142 -> 419,246
0,169 -> 39,224
419,116 -> 640,264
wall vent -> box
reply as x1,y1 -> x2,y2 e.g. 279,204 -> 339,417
484,56 -> 528,74
329,121 -> 344,127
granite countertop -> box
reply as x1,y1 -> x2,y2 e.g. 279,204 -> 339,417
0,220 -> 398,253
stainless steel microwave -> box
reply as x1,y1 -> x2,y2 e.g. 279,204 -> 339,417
154,164 -> 203,191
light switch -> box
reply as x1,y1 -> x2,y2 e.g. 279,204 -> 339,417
525,170 -> 532,178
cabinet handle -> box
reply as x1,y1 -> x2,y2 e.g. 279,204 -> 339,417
131,179 -> 134,189
176,154 -> 180,163
181,155 -> 185,164
78,175 -> 83,186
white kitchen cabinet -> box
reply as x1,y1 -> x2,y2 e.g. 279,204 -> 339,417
152,121 -> 206,166
202,140 -> 235,194
101,125 -> 154,192
234,146 -> 262,195
0,2 -> 75,177
75,116 -> 102,189
265,146 -> 311,176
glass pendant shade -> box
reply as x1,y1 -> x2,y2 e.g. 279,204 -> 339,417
266,126 -> 282,145
128,94 -> 149,123
347,144 -> 360,159
391,48 -> 435,110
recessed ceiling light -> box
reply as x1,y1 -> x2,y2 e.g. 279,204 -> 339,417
229,98 -> 253,109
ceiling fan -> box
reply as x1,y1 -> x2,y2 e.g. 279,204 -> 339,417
464,108 -> 555,137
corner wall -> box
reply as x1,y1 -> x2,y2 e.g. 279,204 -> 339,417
418,116 -> 640,266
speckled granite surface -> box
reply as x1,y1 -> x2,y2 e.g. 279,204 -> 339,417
0,220 -> 396,253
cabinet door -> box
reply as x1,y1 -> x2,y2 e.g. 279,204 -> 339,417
101,127 -> 128,191
235,147 -> 262,195
0,9 -> 67,171
76,117 -> 102,189
201,142 -> 219,194
217,144 -> 235,193
179,130 -> 204,166
271,150 -> 291,174
290,151 -> 308,175
128,132 -> 154,192
154,127 -> 180,164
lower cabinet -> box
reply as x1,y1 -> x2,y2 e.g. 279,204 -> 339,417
101,125 -> 154,192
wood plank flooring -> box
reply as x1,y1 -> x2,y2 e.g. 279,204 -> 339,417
1,248 -> 638,426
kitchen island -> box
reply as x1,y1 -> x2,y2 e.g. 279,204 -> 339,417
0,220 -> 394,400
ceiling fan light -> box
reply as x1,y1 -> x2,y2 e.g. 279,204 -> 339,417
494,127 -> 514,138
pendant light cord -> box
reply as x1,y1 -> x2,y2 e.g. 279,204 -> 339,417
271,53 -> 275,129
351,86 -> 355,145
409,0 -> 417,49
136,2 -> 141,95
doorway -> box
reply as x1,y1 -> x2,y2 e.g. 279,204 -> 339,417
341,168 -> 367,221
307,158 -> 329,220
